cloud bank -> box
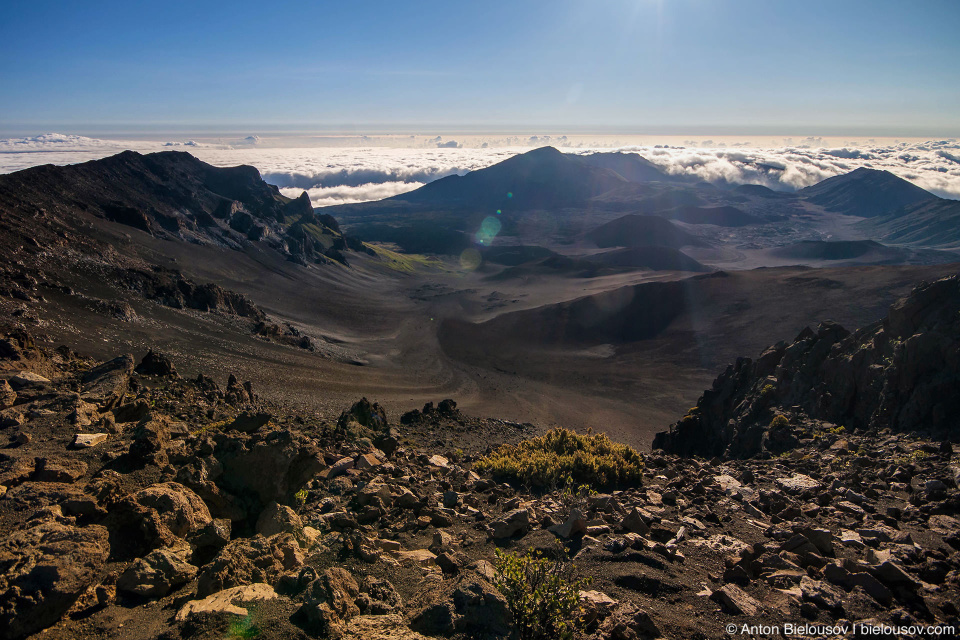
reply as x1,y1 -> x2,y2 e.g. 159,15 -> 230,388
1,133 -> 957,202
629,140 -> 960,199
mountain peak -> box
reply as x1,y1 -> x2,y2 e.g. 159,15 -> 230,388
799,166 -> 937,217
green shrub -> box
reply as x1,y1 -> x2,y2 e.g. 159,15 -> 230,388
494,546 -> 589,640
474,427 -> 644,489
769,414 -> 790,429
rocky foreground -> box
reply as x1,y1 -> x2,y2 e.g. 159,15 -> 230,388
0,279 -> 959,640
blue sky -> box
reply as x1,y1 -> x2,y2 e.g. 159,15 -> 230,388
2,0 -> 958,135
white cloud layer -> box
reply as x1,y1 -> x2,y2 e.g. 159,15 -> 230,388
632,140 -> 960,198
1,133 -> 958,201
278,182 -> 426,207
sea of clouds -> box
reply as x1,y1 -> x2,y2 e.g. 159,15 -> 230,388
1,132 -> 958,206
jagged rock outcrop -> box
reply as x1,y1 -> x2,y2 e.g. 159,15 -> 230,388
0,150 -> 367,266
654,274 -> 960,458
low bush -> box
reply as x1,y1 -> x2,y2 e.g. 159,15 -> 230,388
474,427 -> 644,489
494,546 -> 589,640
770,414 -> 790,429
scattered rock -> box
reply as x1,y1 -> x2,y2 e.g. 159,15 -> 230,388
117,547 -> 198,597
197,533 -> 302,597
175,583 -> 278,622
72,433 -> 108,448
135,350 -> 178,376
8,371 -> 51,390
710,584 -> 760,616
490,508 -> 530,539
410,571 -> 513,637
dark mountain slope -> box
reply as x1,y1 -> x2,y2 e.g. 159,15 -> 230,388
0,150 -> 367,266
798,167 -> 937,217
389,146 -> 628,211
862,198 -> 960,249
585,214 -> 708,248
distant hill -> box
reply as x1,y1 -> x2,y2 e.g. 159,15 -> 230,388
585,214 -> 708,248
799,167 -> 937,217
667,205 -> 761,227
584,246 -> 712,272
863,198 -> 960,249
391,146 -> 627,211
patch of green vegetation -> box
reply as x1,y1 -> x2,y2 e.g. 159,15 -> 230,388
294,488 -> 308,512
365,242 -> 444,273
298,223 -> 336,248
225,611 -> 260,639
769,414 -> 790,429
190,418 -> 230,437
474,427 -> 644,490
494,545 -> 590,640
893,449 -> 929,465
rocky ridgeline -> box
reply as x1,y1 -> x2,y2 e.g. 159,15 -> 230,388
654,274 -> 960,459
0,327 -> 958,639
0,150 -> 372,267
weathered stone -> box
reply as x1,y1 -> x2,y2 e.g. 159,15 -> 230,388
357,453 -> 382,470
256,502 -> 307,546
0,380 -> 16,409
441,490 -> 460,509
579,590 -> 618,625
117,547 -> 198,597
297,567 -> 361,634
111,399 -> 151,423
0,521 -> 110,639
8,371 -> 51,389
775,474 -> 821,494
33,457 -> 87,483
72,433 -> 108,448
549,508 -> 587,539
117,481 -> 212,550
622,508 -> 651,535
800,575 -> 843,611
196,533 -> 302,597
710,584 -> 760,616
175,583 -> 278,622
395,549 -> 437,567
410,571 -> 513,637
337,398 -> 388,431
427,455 -> 449,468
135,350 -> 178,377
490,508 -> 530,539
871,561 -> 918,589
81,355 -> 134,408
228,411 -> 272,433
325,457 -> 355,480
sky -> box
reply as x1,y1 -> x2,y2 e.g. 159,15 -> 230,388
2,0 -> 959,136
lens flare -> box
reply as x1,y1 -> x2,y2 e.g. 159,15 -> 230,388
474,215 -> 502,245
